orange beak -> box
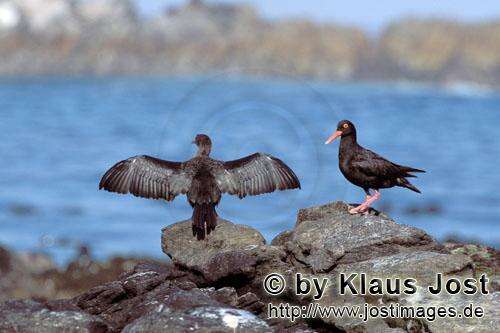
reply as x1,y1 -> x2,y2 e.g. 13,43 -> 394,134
325,130 -> 342,144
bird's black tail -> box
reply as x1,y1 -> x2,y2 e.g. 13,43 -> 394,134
399,166 -> 426,178
192,203 -> 218,240
397,177 -> 421,193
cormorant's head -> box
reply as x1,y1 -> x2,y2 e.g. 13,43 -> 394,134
325,120 -> 356,144
193,134 -> 212,156
193,134 -> 212,147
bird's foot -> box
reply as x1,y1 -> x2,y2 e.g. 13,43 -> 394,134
349,204 -> 369,214
349,191 -> 381,214
349,208 -> 360,214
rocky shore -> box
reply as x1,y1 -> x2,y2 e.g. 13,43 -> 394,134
1,201 -> 498,332
0,0 -> 499,87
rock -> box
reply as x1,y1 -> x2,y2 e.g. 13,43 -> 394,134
0,246 -> 13,273
0,257 -> 266,332
75,281 -> 128,315
17,252 -> 57,275
331,251 -> 473,286
0,244 -> 171,301
1,201 -> 499,332
417,292 -> 499,333
70,260 -> 263,332
236,292 -> 265,313
162,218 -> 280,283
270,230 -> 293,247
307,250 -> 472,332
122,271 -> 165,297
273,202 -> 497,332
444,242 -> 500,291
156,202 -> 498,332
0,245 -> 59,301
284,201 -> 441,272
287,248 -> 473,331
123,306 -> 271,333
0,299 -> 109,333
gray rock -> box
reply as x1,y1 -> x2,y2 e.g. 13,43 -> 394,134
273,202 -> 489,332
0,300 -> 108,333
162,218 -> 283,282
276,271 -> 403,332
332,250 -> 473,286
420,291 -> 499,333
2,201 -> 498,333
444,242 -> 500,291
270,230 -> 293,247
123,306 -> 272,333
284,202 -> 441,272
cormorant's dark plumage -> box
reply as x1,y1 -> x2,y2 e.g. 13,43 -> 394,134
325,120 -> 425,214
99,134 -> 300,239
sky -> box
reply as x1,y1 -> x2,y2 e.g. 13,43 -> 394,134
135,0 -> 500,32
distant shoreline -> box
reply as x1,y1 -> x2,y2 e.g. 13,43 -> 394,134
0,0 -> 499,87
0,74 -> 498,96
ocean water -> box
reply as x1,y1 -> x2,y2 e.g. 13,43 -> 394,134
1,76 -> 499,264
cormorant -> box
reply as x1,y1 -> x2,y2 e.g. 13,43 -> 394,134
99,134 -> 300,239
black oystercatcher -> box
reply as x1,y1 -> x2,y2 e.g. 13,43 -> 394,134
325,120 -> 425,214
99,134 -> 300,240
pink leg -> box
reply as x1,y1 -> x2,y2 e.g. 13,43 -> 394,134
349,194 -> 370,214
349,191 -> 381,214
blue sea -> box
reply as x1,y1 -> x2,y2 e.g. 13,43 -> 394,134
1,76 -> 499,264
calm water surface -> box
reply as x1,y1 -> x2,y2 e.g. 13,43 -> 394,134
1,77 -> 499,264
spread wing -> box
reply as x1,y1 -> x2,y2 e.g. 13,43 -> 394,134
99,155 -> 193,201
352,149 -> 425,179
215,153 -> 300,198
